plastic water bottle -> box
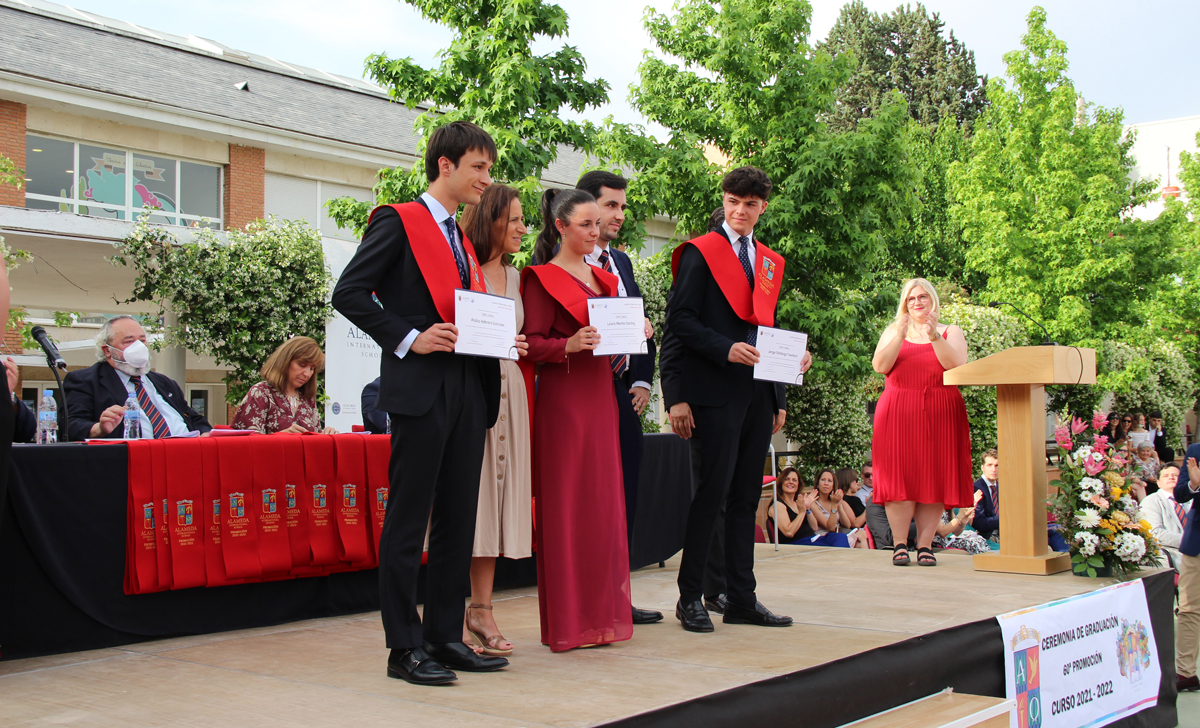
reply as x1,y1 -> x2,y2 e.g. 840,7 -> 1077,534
123,394 -> 142,440
36,389 -> 58,444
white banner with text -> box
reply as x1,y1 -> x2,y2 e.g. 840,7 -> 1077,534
322,237 -> 382,433
997,579 -> 1160,728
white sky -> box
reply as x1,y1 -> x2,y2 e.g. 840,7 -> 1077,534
71,0 -> 1199,130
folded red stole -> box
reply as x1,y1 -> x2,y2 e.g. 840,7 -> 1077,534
149,441 -> 173,590
332,435 -> 372,566
520,264 -> 619,327
670,231 -> 785,328
217,438 -> 263,579
125,441 -> 163,594
251,436 -> 294,576
302,436 -> 340,566
370,201 -> 486,324
164,439 -> 206,590
363,434 -> 390,562
200,438 -> 239,587
279,435 -> 317,573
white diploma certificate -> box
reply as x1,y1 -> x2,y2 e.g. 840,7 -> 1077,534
588,297 -> 648,356
753,326 -> 808,385
454,289 -> 519,360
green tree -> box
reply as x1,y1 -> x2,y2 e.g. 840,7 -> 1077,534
948,7 -> 1164,348
602,0 -> 916,377
819,1 -> 987,133
326,0 -> 610,241
112,216 -> 332,405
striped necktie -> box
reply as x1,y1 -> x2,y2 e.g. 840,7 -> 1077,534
1171,494 -> 1187,525
990,483 -> 999,511
444,217 -> 469,287
596,249 -> 629,378
130,376 -> 171,439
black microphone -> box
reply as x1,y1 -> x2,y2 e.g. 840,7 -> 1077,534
988,301 -> 1056,345
30,325 -> 67,370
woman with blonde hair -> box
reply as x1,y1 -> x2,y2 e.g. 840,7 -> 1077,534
232,336 -> 336,434
871,278 -> 971,566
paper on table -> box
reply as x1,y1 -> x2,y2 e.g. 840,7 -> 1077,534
587,297 -> 648,356
454,289 -> 519,360
753,326 -> 808,385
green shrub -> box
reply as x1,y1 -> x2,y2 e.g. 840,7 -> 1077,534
782,371 -> 874,483
1102,339 -> 1197,452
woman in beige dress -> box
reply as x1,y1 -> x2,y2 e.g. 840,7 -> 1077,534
458,184 -> 532,656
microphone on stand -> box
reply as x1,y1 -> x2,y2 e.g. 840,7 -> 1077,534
30,326 -> 67,370
988,302 -> 1056,345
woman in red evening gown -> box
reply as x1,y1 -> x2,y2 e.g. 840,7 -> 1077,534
521,188 -> 633,651
871,277 -> 972,567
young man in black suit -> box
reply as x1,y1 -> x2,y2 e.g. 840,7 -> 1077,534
332,121 -> 524,685
575,170 -> 662,625
972,448 -> 1000,540
665,167 -> 810,632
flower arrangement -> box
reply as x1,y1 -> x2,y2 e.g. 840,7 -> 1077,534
1048,411 -> 1160,578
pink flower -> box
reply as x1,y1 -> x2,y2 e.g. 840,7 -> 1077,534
1071,417 -> 1088,435
1054,427 -> 1073,450
1110,453 -> 1128,469
1092,411 -> 1108,432
1083,456 -> 1108,476
1094,434 -> 1109,449
1089,494 -> 1109,509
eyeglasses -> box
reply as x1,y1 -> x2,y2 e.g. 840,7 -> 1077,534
861,472 -> 873,479
1123,418 -> 1132,424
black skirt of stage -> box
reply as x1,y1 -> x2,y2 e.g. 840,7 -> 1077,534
0,435 -> 692,660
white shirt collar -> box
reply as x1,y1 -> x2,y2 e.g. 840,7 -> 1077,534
722,220 -> 753,245
420,192 -> 454,225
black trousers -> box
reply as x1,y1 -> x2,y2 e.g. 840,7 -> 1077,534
613,374 -> 644,548
380,359 -> 487,650
677,381 -> 774,606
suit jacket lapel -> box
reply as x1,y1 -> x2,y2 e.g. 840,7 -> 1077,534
99,364 -> 129,407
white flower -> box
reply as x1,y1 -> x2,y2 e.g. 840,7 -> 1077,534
1114,532 -> 1146,561
1075,445 -> 1094,460
1076,532 -> 1100,556
1118,496 -> 1135,510
1080,477 -> 1105,494
1076,508 -> 1102,529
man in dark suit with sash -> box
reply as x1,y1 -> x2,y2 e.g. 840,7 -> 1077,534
665,166 -> 810,632
332,121 -> 523,684
575,170 -> 662,625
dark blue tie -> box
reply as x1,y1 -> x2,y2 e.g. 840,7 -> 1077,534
444,217 -> 469,287
738,236 -> 757,345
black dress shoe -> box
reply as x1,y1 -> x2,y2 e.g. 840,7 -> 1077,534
387,647 -> 457,685
632,606 -> 664,624
424,640 -> 509,672
675,599 -> 715,633
723,601 -> 793,627
1177,673 -> 1200,692
703,593 -> 727,615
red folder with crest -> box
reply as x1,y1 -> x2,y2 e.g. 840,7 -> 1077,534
251,436 -> 294,577
124,441 -> 164,594
217,437 -> 263,580
164,439 -> 206,590
302,436 -> 340,566
332,435 -> 371,566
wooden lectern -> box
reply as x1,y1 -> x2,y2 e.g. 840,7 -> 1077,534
943,346 -> 1096,575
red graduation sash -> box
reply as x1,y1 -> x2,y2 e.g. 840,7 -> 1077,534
125,441 -> 163,594
370,201 -> 486,324
279,435 -> 317,573
363,434 -> 391,564
332,436 -> 372,566
165,440 -> 206,590
150,441 -> 173,590
520,264 -> 620,327
302,436 -> 340,566
217,438 -> 263,580
201,438 -> 240,587
670,231 -> 785,328
251,437 -> 294,576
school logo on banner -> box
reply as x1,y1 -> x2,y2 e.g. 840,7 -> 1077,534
143,502 -> 155,530
313,484 -> 327,509
343,484 -> 357,508
229,492 -> 245,519
212,498 -> 221,525
1011,625 -> 1043,728
262,488 -> 277,514
762,257 -> 776,281
376,487 -> 388,512
286,484 -> 297,510
176,499 -> 193,527
1117,620 -> 1152,684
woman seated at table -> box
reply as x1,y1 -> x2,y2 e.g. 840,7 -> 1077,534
232,336 -> 337,434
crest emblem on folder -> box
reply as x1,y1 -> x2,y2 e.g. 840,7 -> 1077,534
143,502 -> 155,530
176,499 -> 193,526
262,488 -> 277,514
229,492 -> 245,519
343,484 -> 357,508
286,484 -> 297,510
313,484 -> 327,509
376,488 -> 388,512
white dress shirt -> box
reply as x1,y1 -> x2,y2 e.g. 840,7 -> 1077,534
721,221 -> 756,269
394,193 -> 466,359
1141,489 -> 1189,559
585,243 -> 650,392
116,370 -> 190,437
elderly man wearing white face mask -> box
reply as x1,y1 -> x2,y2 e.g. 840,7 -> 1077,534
63,315 -> 213,441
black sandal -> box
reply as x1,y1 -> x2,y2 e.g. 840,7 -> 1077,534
917,547 -> 937,567
892,542 -> 910,566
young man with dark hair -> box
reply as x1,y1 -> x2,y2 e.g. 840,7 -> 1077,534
665,166 -> 810,633
1148,411 -> 1175,463
333,120 -> 524,685
575,170 -> 662,625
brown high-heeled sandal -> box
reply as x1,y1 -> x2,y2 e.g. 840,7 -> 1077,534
465,603 -> 513,657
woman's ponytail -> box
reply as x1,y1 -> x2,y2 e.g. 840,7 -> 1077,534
532,189 -> 561,266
